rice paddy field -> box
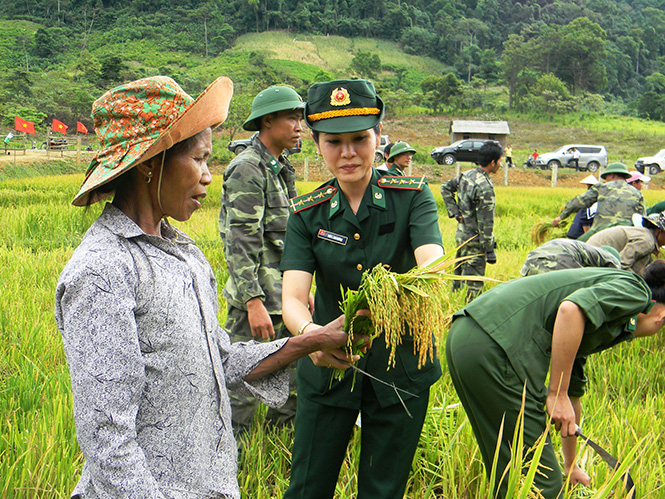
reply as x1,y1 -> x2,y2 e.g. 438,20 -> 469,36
1,172 -> 664,498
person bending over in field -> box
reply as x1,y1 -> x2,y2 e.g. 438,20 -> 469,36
553,162 -> 645,241
447,260 -> 665,498
585,212 -> 665,275
520,238 -> 620,276
55,75 -> 368,499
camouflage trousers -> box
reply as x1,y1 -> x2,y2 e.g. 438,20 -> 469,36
225,305 -> 297,433
452,242 -> 487,302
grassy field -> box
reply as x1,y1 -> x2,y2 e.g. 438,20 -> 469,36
1,171 -> 665,498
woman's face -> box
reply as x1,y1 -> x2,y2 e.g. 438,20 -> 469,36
159,128 -> 213,222
315,129 -> 379,185
634,302 -> 665,337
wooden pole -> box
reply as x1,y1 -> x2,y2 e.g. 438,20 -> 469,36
77,136 -> 82,164
503,159 -> 508,186
551,165 -> 558,188
304,157 -> 309,182
455,162 -> 460,177
46,126 -> 51,160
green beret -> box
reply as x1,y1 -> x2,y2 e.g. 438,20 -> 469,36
305,79 -> 384,134
243,86 -> 305,131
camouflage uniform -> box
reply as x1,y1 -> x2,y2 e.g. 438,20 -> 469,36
219,134 -> 298,430
441,167 -> 495,300
558,180 -> 645,234
520,238 -> 621,276
586,226 -> 660,275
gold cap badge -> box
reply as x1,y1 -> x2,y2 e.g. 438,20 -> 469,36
330,87 -> 350,106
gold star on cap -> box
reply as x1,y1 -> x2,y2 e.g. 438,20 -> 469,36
330,87 -> 350,106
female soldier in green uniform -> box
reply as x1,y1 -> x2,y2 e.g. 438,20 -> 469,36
280,79 -> 445,498
447,261 -> 665,498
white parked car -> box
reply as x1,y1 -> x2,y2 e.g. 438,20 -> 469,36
534,144 -> 608,172
635,149 -> 665,176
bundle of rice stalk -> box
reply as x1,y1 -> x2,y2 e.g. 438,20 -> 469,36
531,218 -> 569,245
335,251 -> 496,382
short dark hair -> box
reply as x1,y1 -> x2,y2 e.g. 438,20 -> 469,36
311,123 -> 381,143
478,141 -> 503,167
383,142 -> 394,161
642,259 -> 665,304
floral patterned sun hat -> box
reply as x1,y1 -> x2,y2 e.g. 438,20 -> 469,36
73,75 -> 233,206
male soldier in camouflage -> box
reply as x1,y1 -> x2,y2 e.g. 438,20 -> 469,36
384,141 -> 416,176
520,238 -> 621,276
219,86 -> 304,434
552,162 -> 645,240
441,141 -> 503,301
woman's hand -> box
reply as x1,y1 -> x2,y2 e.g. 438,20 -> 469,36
565,463 -> 591,487
546,392 -> 577,437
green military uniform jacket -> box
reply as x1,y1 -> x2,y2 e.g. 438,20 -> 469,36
219,135 -> 297,314
441,167 -> 495,252
559,180 -> 645,230
455,268 -> 651,399
519,238 -> 620,276
281,170 -> 443,409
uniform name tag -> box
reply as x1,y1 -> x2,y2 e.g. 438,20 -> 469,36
317,229 -> 348,245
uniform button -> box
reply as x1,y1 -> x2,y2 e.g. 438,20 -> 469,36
356,264 -> 363,271
354,233 -> 360,240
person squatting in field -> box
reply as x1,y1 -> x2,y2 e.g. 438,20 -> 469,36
55,75 -> 369,499
447,261 -> 665,498
280,79 -> 444,499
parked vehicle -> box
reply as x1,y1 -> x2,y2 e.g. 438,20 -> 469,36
635,149 -> 665,176
227,133 -> 302,156
431,139 -> 494,165
374,134 -> 391,163
40,138 -> 68,150
534,144 -> 607,172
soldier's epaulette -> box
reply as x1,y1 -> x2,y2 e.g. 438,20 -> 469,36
289,186 -> 337,214
378,175 -> 428,190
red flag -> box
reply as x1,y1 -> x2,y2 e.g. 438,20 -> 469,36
14,116 -> 36,135
52,119 -> 68,134
76,121 -> 89,134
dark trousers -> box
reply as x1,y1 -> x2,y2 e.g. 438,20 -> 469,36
452,243 -> 486,302
446,316 -> 564,499
283,377 -> 430,499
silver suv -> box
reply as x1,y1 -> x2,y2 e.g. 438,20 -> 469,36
534,144 -> 608,172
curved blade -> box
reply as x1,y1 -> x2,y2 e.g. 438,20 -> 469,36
576,431 -> 636,498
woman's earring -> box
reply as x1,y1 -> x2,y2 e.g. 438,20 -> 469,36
145,171 -> 153,184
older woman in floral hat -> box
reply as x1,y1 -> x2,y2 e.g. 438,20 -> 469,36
281,80 -> 444,498
55,76 -> 367,499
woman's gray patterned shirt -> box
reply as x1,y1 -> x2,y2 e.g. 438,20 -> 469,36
55,204 -> 289,499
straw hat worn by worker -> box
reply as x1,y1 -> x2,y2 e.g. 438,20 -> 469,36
56,76 -> 360,499
280,79 -> 444,499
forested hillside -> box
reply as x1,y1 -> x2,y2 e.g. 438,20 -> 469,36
1,0 -> 665,134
